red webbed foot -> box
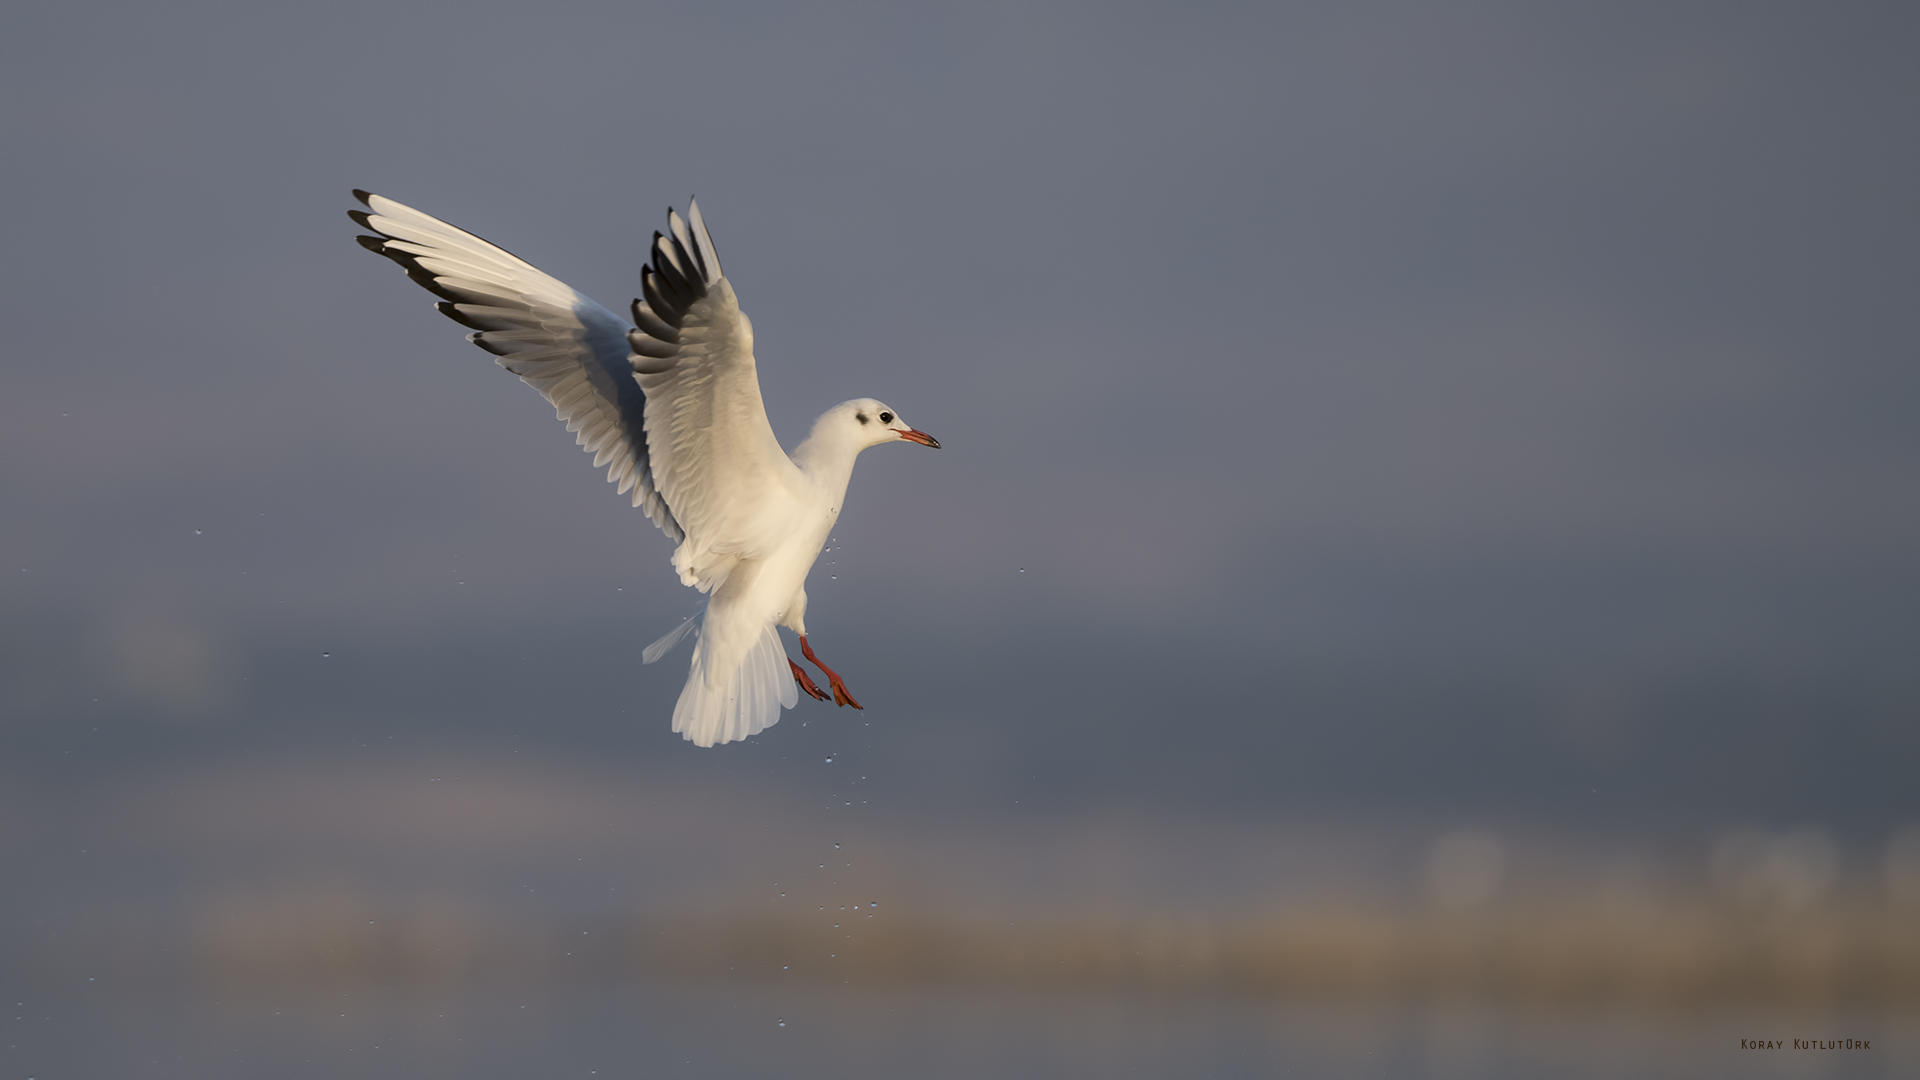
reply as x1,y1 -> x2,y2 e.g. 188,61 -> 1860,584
799,636 -> 863,710
789,658 -> 830,702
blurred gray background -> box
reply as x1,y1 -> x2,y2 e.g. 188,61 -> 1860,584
3,1 -> 1917,1077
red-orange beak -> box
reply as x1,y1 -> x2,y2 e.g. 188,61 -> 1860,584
898,428 -> 941,449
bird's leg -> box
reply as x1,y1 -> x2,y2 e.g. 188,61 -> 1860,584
789,658 -> 830,702
799,636 -> 862,709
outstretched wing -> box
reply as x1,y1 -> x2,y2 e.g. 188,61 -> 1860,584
626,201 -> 809,589
351,191 -> 683,541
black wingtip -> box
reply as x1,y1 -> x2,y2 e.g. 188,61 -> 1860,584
354,234 -> 386,254
642,262 -> 691,317
352,189 -> 375,206
469,332 -> 513,357
436,300 -> 484,332
347,209 -> 375,230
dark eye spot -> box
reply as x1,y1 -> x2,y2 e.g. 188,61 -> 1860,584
855,412 -> 869,425
879,411 -> 893,424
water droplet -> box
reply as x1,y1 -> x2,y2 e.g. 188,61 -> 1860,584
1019,567 -> 1025,573
824,756 -> 834,763
834,843 -> 841,849
778,1020 -> 785,1027
322,652 -> 331,658
870,902 -> 878,908
194,529 -> 202,535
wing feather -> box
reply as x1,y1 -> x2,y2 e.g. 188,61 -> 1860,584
350,191 -> 683,541
624,201 -> 807,590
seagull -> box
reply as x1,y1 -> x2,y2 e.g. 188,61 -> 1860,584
349,191 -> 939,747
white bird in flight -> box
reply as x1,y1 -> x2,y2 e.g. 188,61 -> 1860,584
350,191 -> 940,747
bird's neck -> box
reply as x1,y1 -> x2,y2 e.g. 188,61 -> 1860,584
792,426 -> 862,506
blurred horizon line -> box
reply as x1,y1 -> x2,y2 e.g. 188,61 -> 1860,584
16,891 -> 1918,1007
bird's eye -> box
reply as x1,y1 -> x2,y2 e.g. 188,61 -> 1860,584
879,411 -> 893,424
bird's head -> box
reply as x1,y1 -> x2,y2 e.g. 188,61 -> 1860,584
834,398 -> 940,450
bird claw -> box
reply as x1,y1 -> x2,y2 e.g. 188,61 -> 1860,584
789,659 -> 830,702
829,679 -> 862,710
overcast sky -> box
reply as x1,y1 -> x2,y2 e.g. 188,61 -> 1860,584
3,0 -> 1916,830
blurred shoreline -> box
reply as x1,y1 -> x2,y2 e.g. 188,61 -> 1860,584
6,755 -> 1917,1008
4,894 -> 1905,1006
644,902 -> 1920,1005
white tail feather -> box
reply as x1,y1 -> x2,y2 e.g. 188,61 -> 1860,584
642,612 -> 702,664
671,624 -> 799,747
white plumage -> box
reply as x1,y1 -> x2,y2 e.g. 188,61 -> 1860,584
351,191 -> 939,746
